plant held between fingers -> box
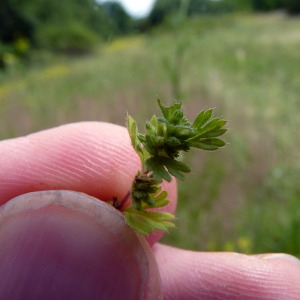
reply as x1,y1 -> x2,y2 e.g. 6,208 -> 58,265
114,99 -> 227,235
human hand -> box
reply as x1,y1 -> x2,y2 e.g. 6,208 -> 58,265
0,122 -> 299,299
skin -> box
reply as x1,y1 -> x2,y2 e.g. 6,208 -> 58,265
0,122 -> 299,299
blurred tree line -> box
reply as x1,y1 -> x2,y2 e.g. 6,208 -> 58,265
0,0 -> 133,68
146,0 -> 300,29
1,0 -> 299,69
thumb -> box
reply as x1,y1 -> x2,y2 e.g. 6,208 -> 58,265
0,191 -> 163,300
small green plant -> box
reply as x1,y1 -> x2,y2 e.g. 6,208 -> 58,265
114,98 -> 227,235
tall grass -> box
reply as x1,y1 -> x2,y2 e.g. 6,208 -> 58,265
1,13 -> 299,256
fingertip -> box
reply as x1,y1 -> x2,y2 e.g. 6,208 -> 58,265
254,253 -> 300,267
0,191 -> 163,299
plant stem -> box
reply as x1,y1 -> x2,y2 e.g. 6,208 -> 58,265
114,190 -> 131,210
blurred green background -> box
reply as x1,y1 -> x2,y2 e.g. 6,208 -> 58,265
1,0 -> 300,257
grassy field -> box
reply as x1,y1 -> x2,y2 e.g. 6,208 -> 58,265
1,13 -> 300,256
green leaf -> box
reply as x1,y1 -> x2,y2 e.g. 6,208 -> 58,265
167,124 -> 193,140
124,212 -> 154,235
153,198 -> 170,208
197,128 -> 227,138
145,120 -> 156,135
157,98 -> 182,122
192,109 -> 213,129
157,98 -> 190,126
150,115 -> 157,128
153,188 -> 168,201
146,157 -> 172,182
205,138 -> 226,147
160,157 -> 191,180
143,211 -> 175,222
190,137 -> 226,150
151,189 -> 169,208
127,115 -> 144,162
143,195 -> 157,207
139,213 -> 174,231
124,207 -> 175,235
188,119 -> 227,143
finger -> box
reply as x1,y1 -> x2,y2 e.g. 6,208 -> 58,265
0,191 -> 163,300
154,244 -> 300,300
0,122 -> 177,244
0,122 -> 146,203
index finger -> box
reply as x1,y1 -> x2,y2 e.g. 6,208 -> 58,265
0,122 -> 139,204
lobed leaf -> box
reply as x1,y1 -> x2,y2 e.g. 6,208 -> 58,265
157,98 -> 190,126
151,189 -> 169,208
188,119 -> 227,144
192,109 -> 213,129
157,98 -> 182,122
159,157 -> 191,180
127,115 -> 145,162
197,128 -> 227,139
152,188 -> 168,201
189,137 -> 226,150
125,212 -> 154,235
124,207 -> 175,235
145,157 -> 172,182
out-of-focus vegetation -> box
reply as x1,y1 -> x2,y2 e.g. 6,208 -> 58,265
0,1 -> 300,257
145,0 -> 300,29
0,0 -> 133,67
1,0 -> 300,70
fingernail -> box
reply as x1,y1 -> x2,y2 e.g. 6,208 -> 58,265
256,253 -> 300,266
0,191 -> 162,299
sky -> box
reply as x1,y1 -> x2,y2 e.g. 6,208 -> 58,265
99,0 -> 156,18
